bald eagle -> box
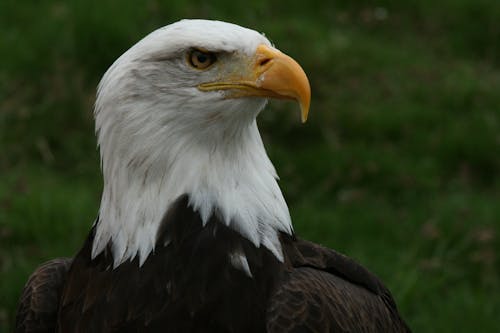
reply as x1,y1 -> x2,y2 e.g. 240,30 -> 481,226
16,20 -> 411,333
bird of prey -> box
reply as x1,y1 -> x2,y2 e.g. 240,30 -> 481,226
16,19 -> 411,333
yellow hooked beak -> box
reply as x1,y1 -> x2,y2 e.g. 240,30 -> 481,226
198,44 -> 311,123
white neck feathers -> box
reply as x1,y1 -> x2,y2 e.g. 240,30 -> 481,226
92,105 -> 292,267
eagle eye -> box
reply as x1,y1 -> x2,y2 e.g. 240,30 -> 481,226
188,49 -> 216,70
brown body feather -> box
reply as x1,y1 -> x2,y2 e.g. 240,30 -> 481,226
15,258 -> 72,333
16,196 -> 410,332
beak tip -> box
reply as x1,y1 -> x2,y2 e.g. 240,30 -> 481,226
300,112 -> 308,123
300,100 -> 310,123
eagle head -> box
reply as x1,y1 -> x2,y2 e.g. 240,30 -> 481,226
92,19 -> 311,267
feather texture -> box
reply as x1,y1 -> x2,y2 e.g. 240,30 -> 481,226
16,197 -> 410,332
92,20 -> 291,266
16,19 -> 411,332
15,258 -> 72,333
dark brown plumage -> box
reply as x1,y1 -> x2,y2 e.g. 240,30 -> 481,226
268,241 -> 410,332
16,195 -> 410,333
15,258 -> 72,333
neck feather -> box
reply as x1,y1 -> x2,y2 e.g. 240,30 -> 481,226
92,119 -> 292,267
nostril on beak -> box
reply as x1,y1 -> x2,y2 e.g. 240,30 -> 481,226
259,58 -> 272,67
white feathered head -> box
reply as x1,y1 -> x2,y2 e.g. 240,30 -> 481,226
92,19 -> 311,267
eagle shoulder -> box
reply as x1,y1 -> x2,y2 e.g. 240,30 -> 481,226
265,236 -> 411,333
15,258 -> 72,333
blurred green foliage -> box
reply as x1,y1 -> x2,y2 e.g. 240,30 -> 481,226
1,0 -> 499,331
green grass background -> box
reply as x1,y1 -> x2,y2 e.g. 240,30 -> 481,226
1,0 -> 499,331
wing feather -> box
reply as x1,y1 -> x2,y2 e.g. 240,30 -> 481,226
267,267 -> 408,333
266,236 -> 411,332
15,258 -> 72,333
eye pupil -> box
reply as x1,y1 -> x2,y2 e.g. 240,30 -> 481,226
189,49 -> 216,69
197,54 -> 207,63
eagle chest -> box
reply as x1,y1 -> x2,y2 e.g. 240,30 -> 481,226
59,199 -> 286,333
